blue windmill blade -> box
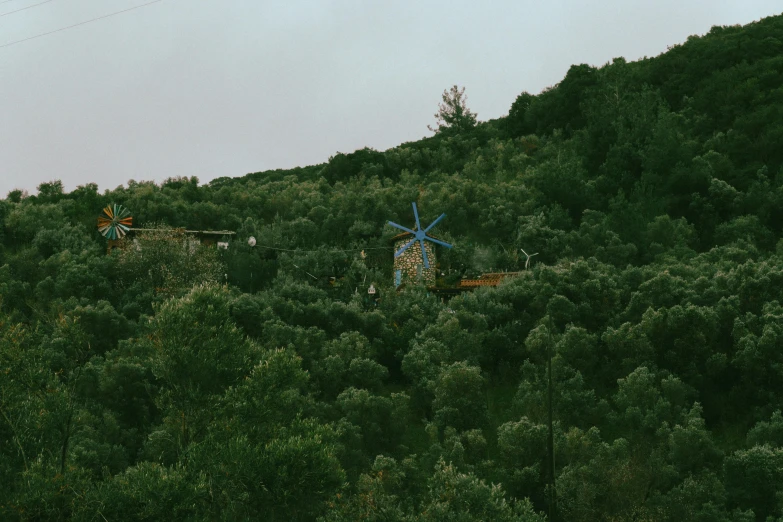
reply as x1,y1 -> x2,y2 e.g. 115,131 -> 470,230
420,239 -> 430,268
388,221 -> 416,235
394,237 -> 417,258
389,202 -> 452,277
412,202 -> 422,231
424,213 -> 447,233
426,236 -> 453,249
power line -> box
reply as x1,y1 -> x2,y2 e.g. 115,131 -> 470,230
1,0 -> 55,18
0,0 -> 20,4
257,245 -> 394,254
0,0 -> 162,49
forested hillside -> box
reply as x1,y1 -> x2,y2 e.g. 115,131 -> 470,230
2,14 -> 783,521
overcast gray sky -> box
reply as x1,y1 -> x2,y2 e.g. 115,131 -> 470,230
2,1 -> 781,196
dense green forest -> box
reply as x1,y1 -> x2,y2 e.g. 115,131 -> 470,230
2,14 -> 783,521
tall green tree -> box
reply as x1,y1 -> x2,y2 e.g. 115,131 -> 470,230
428,85 -> 478,134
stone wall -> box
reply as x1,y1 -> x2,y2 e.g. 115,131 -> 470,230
393,236 -> 437,287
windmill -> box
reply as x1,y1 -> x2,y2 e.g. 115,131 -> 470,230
520,248 -> 539,270
98,204 -> 132,240
389,202 -> 452,286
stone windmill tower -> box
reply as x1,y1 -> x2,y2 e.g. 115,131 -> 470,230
388,202 -> 452,288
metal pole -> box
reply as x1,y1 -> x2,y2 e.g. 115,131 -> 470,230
547,318 -> 557,520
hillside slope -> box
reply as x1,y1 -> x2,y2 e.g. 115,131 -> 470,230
1,13 -> 783,521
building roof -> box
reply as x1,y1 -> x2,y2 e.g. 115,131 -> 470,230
458,272 -> 522,288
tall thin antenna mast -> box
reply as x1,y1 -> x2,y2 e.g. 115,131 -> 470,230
547,316 -> 557,520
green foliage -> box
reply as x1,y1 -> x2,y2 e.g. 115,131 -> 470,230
496,417 -> 547,501
431,362 -> 488,431
724,445 -> 783,520
114,226 -> 223,301
428,85 -> 478,134
418,459 -> 545,522
141,284 -> 260,456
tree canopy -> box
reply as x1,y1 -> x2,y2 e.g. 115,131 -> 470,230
428,85 -> 478,134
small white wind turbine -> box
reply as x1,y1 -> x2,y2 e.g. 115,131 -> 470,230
520,248 -> 539,270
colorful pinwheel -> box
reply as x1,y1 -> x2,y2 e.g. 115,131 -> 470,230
97,204 -> 132,240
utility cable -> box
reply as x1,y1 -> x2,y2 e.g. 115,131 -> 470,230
256,245 -> 394,254
0,0 -> 161,49
1,0 -> 55,18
